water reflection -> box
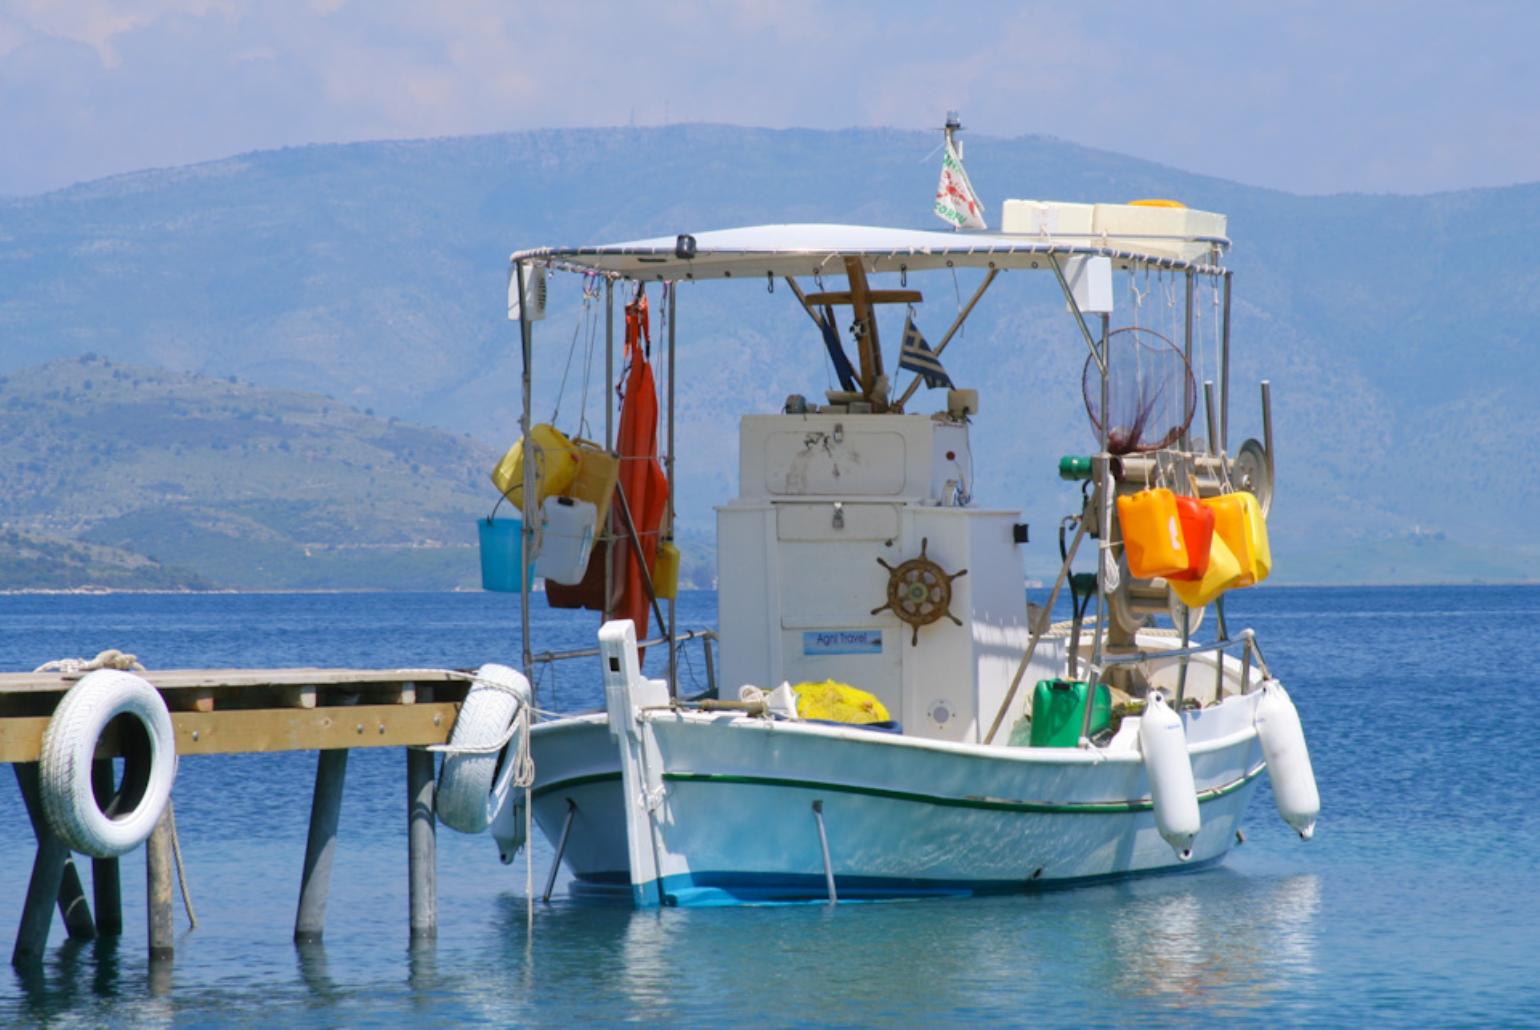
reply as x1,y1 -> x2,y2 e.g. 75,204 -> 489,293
1107,873 -> 1321,1009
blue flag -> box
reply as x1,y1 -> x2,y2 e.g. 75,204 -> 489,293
898,316 -> 952,389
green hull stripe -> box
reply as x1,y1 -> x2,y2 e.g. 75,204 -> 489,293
532,771 -> 622,799
534,764 -> 1265,815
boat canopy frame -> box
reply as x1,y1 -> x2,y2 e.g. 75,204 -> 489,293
511,223 -> 1228,282
510,221 -> 1239,732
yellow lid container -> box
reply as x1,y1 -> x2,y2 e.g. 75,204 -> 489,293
490,423 -> 581,510
1117,488 -> 1189,580
652,540 -> 680,600
566,439 -> 620,529
1203,492 -> 1272,587
1169,531 -> 1243,608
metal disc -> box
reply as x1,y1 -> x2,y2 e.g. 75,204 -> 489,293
1230,438 -> 1273,515
1166,591 -> 1205,636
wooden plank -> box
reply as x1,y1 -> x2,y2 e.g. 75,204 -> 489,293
801,289 -> 922,306
0,667 -> 465,697
172,702 -> 459,756
0,702 -> 459,761
0,718 -> 49,764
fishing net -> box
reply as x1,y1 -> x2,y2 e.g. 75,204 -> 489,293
1082,327 -> 1195,455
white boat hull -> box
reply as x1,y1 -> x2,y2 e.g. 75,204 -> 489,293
529,689 -> 1265,907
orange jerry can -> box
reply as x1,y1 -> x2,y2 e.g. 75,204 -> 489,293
1166,495 -> 1215,582
1116,488 -> 1189,580
1204,491 -> 1272,587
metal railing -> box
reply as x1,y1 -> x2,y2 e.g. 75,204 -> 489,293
1077,628 -> 1272,740
528,627 -> 718,698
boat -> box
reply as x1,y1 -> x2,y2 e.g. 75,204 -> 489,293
460,125 -> 1319,907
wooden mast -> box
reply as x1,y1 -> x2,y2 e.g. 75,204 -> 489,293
802,257 -> 920,411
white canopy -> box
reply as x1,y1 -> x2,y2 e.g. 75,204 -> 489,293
511,223 -> 1229,282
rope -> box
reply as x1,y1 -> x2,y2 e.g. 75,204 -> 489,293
33,649 -> 145,675
166,800 -> 198,929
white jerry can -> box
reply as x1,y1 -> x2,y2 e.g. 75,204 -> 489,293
536,496 -> 597,585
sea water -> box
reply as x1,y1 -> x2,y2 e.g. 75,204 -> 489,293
2,586 -> 1538,1027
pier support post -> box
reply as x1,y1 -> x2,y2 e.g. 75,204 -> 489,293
12,761 -> 97,969
294,748 -> 349,943
145,808 -> 175,960
12,764 -> 72,966
406,747 -> 437,939
91,759 -> 123,936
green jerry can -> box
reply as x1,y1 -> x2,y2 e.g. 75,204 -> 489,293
1029,679 -> 1112,747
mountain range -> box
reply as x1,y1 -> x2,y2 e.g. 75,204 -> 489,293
3,124 -> 1538,587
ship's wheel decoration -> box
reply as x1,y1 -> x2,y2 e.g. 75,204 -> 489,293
872,537 -> 968,646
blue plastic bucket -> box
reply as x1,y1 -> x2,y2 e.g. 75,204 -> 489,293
478,518 -> 531,592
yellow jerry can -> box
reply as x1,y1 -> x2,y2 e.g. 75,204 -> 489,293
1169,531 -> 1244,608
490,423 -> 581,510
1204,491 -> 1272,586
653,541 -> 680,600
566,439 -> 620,529
1116,488 -> 1189,580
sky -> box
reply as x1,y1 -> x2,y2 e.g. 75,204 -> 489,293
2,0 -> 1538,198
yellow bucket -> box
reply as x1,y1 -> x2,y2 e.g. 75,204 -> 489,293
1169,531 -> 1243,608
1205,492 -> 1271,586
1117,488 -> 1189,580
490,423 -> 580,510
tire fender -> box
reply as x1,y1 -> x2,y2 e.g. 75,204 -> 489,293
39,669 -> 177,858
436,664 -> 530,834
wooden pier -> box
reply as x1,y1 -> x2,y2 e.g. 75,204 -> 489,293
1,667 -> 472,971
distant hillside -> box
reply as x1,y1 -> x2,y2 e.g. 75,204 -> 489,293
3,126 -> 1539,583
0,526 -> 209,591
0,356 -> 497,589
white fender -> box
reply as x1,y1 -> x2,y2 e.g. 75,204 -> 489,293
40,669 -> 177,858
1139,691 -> 1200,860
437,663 -> 530,834
489,786 -> 527,865
1254,679 -> 1319,840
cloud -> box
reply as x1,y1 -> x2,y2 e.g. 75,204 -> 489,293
2,0 -> 1539,197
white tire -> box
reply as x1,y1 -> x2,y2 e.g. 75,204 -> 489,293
436,664 -> 529,834
39,670 -> 177,858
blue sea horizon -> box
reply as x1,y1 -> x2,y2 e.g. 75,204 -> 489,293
2,586 -> 1537,1027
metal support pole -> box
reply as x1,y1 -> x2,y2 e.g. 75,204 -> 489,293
146,808 -> 175,960
1176,607 -> 1191,710
1203,381 -> 1219,457
983,518 -> 1088,745
406,747 -> 437,940
605,277 -> 616,620
1220,271 -> 1233,452
666,282 -> 678,697
1182,269 -> 1195,451
294,748 -> 348,942
12,764 -> 71,966
91,759 -> 122,936
1260,380 -> 1275,476
894,267 -> 999,409
812,801 -> 837,905
516,260 -> 536,685
1084,312 -> 1112,743
702,634 -> 717,698
543,800 -> 577,903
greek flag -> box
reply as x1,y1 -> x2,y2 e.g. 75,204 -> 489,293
898,316 -> 952,389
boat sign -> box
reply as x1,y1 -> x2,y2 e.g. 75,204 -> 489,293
802,630 -> 884,656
